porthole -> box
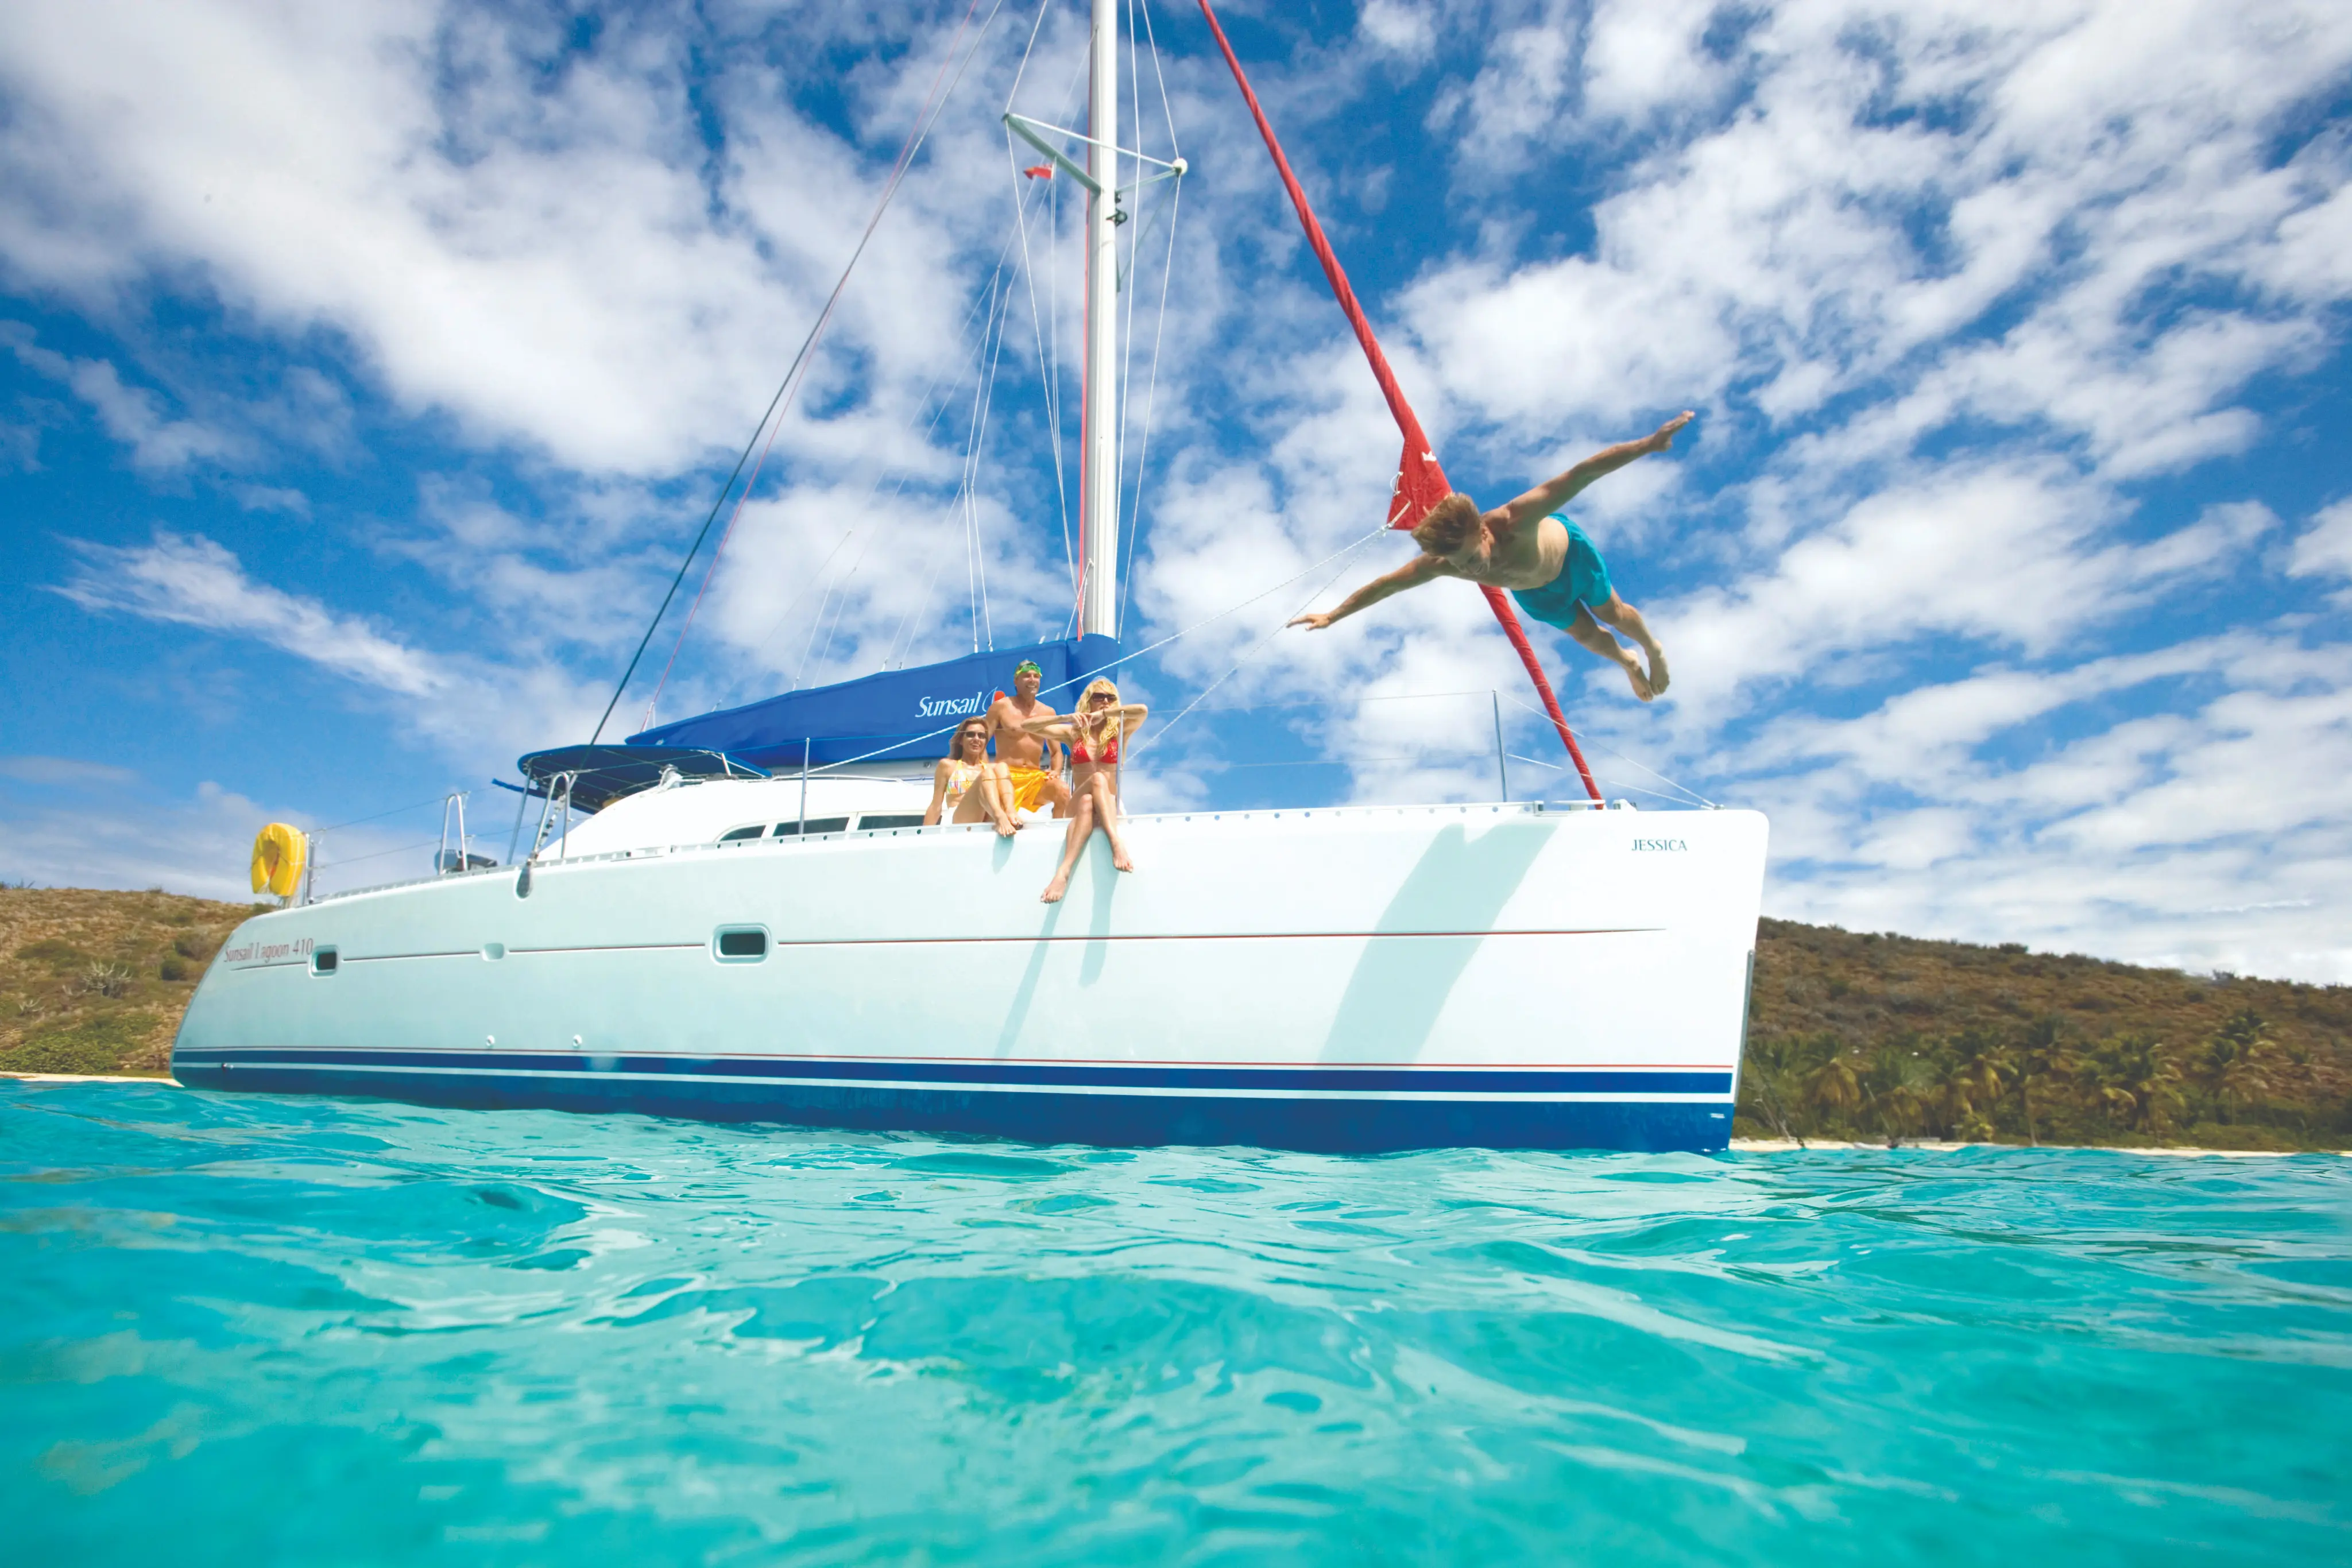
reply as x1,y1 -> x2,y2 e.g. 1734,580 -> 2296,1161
310,946 -> 339,976
713,926 -> 769,962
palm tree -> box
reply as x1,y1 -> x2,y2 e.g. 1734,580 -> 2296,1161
1860,1040 -> 1940,1145
2011,1017 -> 2074,1147
1737,1035 -> 1809,1144
1802,1043 -> 1863,1131
2080,1033 -> 2185,1137
2198,1009 -> 2274,1124
1942,1031 -> 2014,1141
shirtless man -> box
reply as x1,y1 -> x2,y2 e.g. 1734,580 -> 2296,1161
1289,411 -> 1693,702
984,659 -> 1073,818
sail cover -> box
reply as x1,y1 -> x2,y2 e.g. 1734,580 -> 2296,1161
1195,1 -> 1603,802
630,636 -> 1120,769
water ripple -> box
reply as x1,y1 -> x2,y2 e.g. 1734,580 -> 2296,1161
3,1081 -> 2347,1565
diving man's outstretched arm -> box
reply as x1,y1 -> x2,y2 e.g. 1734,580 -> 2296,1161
1287,552 -> 1452,632
1491,411 -> 1695,535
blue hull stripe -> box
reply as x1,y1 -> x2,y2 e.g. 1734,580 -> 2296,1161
172,1058 -> 1732,1154
177,1048 -> 1730,1097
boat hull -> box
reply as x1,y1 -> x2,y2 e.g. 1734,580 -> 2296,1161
172,803 -> 1767,1153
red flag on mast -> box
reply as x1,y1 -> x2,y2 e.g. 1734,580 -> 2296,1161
1195,1 -> 1602,802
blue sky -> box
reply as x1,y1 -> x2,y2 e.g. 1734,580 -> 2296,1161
3,0 -> 2350,981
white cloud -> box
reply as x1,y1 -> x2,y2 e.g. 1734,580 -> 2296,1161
0,756 -> 137,787
2290,498 -> 2352,585
46,529 -> 608,781
56,530 -> 451,698
1358,1 -> 1438,58
0,776 -> 454,901
1,323 -> 243,469
0,0 -> 1046,478
6,0 -> 2351,986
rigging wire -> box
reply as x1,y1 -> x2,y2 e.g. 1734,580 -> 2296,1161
764,8 -> 1072,699
884,266 -> 1019,671
1009,133 -> 1076,595
961,282 -> 991,651
1117,169 -> 1180,635
1127,522 -> 1388,756
973,274 -> 1014,651
961,272 -> 1015,652
730,258 -> 1014,703
594,0 -> 1004,742
1492,687 -> 1719,807
884,496 -> 970,669
799,142 -> 1074,690
1005,32 -> 1091,601
805,521 -> 1398,778
1500,753 -> 1700,808
646,0 -> 1005,718
307,795 -> 454,835
1116,0 -> 1182,636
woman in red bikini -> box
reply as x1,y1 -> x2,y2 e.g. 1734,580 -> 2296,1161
1019,677 -> 1148,903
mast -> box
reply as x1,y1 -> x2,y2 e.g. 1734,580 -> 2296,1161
1078,0 -> 1121,640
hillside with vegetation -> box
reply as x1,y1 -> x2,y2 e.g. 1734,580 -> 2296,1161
1,886 -> 259,1076
1739,918 -> 2352,1151
5,888 -> 2349,1148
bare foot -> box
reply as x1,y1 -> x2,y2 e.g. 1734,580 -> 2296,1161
1645,646 -> 1670,696
1624,664 -> 1655,702
1040,874 -> 1069,903
995,819 -> 1017,838
1111,842 -> 1135,873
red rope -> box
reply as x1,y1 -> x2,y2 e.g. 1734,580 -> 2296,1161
1194,0 -> 1601,802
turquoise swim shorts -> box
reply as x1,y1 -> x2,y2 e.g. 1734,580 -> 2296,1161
1507,516 -> 1614,632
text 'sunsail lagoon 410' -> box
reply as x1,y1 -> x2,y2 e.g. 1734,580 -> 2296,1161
173,0 -> 1768,1152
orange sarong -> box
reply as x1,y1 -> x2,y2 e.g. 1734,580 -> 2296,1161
1005,764 -> 1060,814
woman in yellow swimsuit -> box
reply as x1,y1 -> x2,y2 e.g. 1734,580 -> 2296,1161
1020,677 -> 1148,903
923,718 -> 1019,837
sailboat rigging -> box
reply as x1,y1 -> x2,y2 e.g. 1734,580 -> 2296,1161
183,1 -> 1769,1156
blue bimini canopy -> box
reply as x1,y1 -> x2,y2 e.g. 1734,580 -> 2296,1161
629,635 -> 1120,769
514,745 -> 768,814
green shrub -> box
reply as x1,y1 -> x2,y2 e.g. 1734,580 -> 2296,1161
76,962 -> 133,998
159,957 -> 189,982
6,1013 -> 153,1076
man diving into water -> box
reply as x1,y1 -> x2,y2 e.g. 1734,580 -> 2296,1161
1289,411 -> 1694,702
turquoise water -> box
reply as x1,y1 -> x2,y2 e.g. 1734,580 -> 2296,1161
3,1081 -> 2347,1565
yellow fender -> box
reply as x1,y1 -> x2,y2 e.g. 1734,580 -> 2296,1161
250,823 -> 307,898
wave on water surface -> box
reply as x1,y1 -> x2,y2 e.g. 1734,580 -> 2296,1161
3,1080 -> 2348,1566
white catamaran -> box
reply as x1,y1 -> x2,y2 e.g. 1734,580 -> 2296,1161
173,0 -> 1768,1153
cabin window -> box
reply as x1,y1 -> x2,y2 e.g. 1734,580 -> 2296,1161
310,946 -> 338,975
713,926 -> 769,962
718,824 -> 765,842
774,818 -> 849,837
856,813 -> 925,830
